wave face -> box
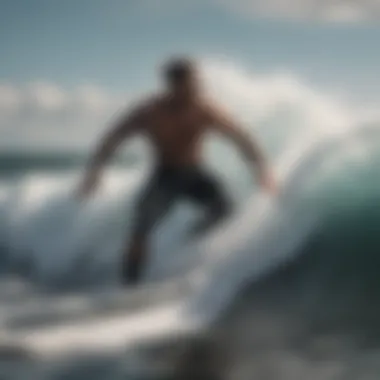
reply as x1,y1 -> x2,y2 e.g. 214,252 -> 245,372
185,124 -> 380,323
197,127 -> 380,380
1,62 -> 380,379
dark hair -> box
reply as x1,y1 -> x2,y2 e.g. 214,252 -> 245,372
163,57 -> 195,84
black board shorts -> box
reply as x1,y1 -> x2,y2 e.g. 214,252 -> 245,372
133,164 -> 231,235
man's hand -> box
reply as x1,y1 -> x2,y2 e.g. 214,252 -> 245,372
257,169 -> 278,195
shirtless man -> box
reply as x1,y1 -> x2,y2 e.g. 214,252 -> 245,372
78,57 -> 276,285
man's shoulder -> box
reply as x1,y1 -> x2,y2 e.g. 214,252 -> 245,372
197,97 -> 225,120
131,93 -> 159,111
126,93 -> 163,120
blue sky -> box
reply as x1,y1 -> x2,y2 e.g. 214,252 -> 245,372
1,0 -> 380,90
0,0 -> 379,150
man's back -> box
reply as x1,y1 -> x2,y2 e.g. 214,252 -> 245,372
139,95 -> 210,167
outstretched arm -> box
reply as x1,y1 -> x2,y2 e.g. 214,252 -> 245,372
78,105 -> 146,198
206,104 -> 276,192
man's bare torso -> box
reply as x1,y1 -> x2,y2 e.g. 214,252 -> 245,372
138,95 -> 211,167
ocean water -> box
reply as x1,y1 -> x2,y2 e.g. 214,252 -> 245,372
1,73 -> 380,379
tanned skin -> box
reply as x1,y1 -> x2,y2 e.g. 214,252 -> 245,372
78,58 -> 277,285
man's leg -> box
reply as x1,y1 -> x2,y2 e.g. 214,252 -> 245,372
121,175 -> 175,286
184,169 -> 232,238
190,195 -> 232,238
122,232 -> 148,285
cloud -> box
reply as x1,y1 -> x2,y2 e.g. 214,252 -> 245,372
0,83 -> 120,118
199,58 -> 352,134
138,0 -> 380,23
74,85 -> 114,114
26,82 -> 67,111
0,83 -> 127,151
217,0 -> 377,23
0,85 -> 21,114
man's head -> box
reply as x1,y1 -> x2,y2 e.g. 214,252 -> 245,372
162,57 -> 200,100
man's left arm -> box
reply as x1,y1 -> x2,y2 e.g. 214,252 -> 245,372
206,103 -> 276,193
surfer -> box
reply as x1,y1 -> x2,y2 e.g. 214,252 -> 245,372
78,57 -> 276,285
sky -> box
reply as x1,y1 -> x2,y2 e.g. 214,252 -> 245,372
1,0 -> 380,151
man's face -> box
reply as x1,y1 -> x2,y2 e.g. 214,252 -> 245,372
170,70 -> 200,100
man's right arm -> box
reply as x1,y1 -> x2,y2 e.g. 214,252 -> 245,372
78,104 -> 148,198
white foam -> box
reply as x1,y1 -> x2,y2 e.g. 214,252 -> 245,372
3,302 -> 196,357
184,124 -> 380,325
